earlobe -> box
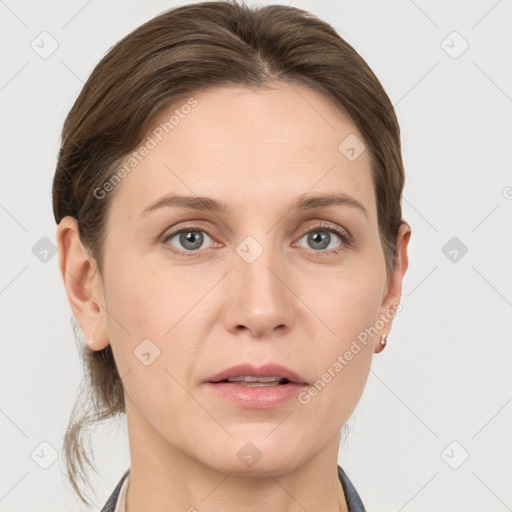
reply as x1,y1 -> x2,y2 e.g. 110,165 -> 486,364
56,216 -> 110,352
374,333 -> 388,354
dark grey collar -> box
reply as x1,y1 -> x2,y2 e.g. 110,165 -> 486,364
337,464 -> 367,512
101,465 -> 366,512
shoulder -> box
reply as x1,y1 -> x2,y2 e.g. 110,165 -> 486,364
100,469 -> 130,512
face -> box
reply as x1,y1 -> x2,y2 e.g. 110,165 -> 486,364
61,82 -> 409,476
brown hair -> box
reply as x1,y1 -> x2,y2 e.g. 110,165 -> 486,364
52,0 -> 405,504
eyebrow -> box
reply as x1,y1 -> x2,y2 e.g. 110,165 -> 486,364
138,192 -> 368,218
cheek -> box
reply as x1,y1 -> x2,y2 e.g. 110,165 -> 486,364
297,261 -> 384,411
105,259 -> 209,376
304,262 -> 384,344
105,265 -> 201,427
106,253 -> 184,333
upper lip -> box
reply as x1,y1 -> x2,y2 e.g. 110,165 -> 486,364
206,363 -> 308,385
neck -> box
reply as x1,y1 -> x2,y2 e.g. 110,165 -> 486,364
123,398 -> 349,512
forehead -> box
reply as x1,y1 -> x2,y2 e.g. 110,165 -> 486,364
108,82 -> 376,222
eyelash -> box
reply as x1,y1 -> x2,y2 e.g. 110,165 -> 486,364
161,221 -> 352,257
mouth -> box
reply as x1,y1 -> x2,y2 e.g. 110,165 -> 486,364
204,363 -> 308,409
205,363 -> 308,386
212,376 -> 294,387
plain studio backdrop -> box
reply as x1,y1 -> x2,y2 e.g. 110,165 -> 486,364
1,1 -> 511,511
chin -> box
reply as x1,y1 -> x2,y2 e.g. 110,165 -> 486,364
197,435 -> 309,477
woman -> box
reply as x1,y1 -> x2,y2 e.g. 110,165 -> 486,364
53,1 -> 411,510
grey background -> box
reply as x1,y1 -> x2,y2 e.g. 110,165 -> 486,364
1,0 -> 511,510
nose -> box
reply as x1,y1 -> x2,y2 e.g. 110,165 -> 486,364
222,241 -> 295,339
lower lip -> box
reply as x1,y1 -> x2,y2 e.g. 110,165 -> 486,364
204,382 -> 308,409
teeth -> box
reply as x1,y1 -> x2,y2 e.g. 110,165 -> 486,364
226,376 -> 281,382
237,382 -> 279,387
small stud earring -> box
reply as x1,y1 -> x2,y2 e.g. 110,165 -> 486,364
380,334 -> 388,349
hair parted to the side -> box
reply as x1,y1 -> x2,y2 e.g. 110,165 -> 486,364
52,0 -> 405,505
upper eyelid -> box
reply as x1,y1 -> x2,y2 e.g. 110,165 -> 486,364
163,223 -> 215,241
301,220 -> 350,235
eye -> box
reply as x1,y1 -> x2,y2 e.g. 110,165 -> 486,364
161,222 -> 351,256
296,224 -> 350,253
163,227 -> 214,253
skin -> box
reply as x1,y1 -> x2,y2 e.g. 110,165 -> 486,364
57,82 -> 411,512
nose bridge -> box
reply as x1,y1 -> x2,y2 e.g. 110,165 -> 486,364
223,234 -> 294,336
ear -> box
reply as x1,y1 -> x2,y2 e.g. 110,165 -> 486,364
56,216 -> 110,351
374,221 -> 411,353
